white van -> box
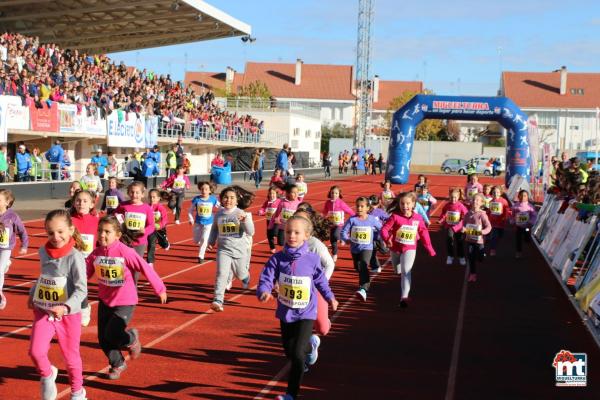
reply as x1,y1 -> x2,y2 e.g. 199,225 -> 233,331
462,156 -> 505,176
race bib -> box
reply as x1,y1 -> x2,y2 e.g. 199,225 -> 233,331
154,211 -> 162,229
382,191 -> 393,200
328,211 -> 344,225
94,256 -> 125,287
86,180 -> 98,192
484,197 -> 492,209
296,182 -> 307,197
418,197 -> 429,207
218,217 -> 240,237
395,224 -> 417,245
281,208 -> 295,221
0,227 -> 10,249
33,275 -> 67,311
125,212 -> 146,231
467,188 -> 479,199
278,272 -> 311,309
265,207 -> 277,220
351,226 -> 371,245
106,195 -> 119,209
173,179 -> 186,189
196,203 -> 212,218
446,211 -> 461,225
490,201 -> 503,216
465,223 -> 482,242
80,233 -> 94,256
516,212 -> 530,225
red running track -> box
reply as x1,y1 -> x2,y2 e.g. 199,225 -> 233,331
1,173 -> 599,399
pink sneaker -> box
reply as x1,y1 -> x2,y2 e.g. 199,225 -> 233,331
468,273 -> 477,282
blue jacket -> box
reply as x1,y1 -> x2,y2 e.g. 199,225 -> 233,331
45,144 -> 64,164
142,157 -> 159,177
16,152 -> 31,174
276,150 -> 288,171
90,155 -> 108,176
147,151 -> 161,166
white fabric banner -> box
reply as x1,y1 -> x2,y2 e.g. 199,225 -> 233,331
0,98 -> 7,143
106,111 -> 146,148
2,95 -> 28,130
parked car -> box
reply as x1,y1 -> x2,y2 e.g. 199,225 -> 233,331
441,158 -> 467,174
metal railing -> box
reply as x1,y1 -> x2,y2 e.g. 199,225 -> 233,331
158,121 -> 288,147
218,98 -> 322,119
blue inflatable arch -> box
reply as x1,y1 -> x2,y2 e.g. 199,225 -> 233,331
386,95 -> 531,186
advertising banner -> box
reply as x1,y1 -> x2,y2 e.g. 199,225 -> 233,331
0,98 -> 7,143
106,111 -> 146,148
58,103 -> 84,133
0,95 -> 28,130
145,116 -> 158,148
29,103 -> 59,132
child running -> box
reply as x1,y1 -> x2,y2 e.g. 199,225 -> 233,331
416,184 -> 437,216
380,179 -> 395,207
465,174 -> 483,204
511,190 -> 537,259
259,186 -> 282,254
70,190 -> 99,327
269,169 -> 285,191
463,193 -> 492,282
381,192 -> 436,307
208,186 -> 255,312
188,181 -> 219,263
29,209 -> 88,400
257,215 -> 339,400
86,216 -> 167,380
322,185 -> 355,263
368,194 -> 389,273
161,165 -> 190,224
487,186 -> 511,256
296,174 -> 308,201
270,184 -> 301,247
115,182 -> 155,259
64,181 -> 82,209
440,188 -> 469,266
482,184 -> 493,209
147,189 -> 170,267
79,163 -> 103,199
0,189 -> 28,310
101,177 -> 127,215
341,197 -> 382,301
414,174 -> 428,192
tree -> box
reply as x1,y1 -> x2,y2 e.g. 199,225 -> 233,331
238,80 -> 271,99
385,90 -> 445,140
320,122 -> 353,152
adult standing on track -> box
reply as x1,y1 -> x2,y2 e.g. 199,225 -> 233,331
91,148 -> 108,179
45,139 -> 64,181
276,143 -> 289,180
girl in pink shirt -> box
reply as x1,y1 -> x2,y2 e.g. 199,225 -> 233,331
269,184 -> 301,247
381,192 -> 436,307
147,189 -> 170,268
115,181 -> 155,258
511,190 -> 537,259
464,174 -> 483,205
463,193 -> 492,282
486,186 -> 511,257
86,215 -> 167,380
440,188 -> 469,266
259,186 -> 281,253
322,186 -> 355,263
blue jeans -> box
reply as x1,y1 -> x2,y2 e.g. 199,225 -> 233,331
16,171 -> 30,182
254,169 -> 263,187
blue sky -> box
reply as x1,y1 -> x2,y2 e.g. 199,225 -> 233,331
110,0 -> 600,96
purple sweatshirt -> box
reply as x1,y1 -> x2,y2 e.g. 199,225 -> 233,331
341,215 -> 382,253
257,242 -> 335,323
101,188 -> 127,213
0,208 -> 28,252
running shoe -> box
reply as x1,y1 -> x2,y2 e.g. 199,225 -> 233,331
356,288 -> 367,302
306,334 -> 321,366
211,301 -> 224,312
70,388 -> 87,400
399,297 -> 411,308
446,256 -> 454,265
81,304 -> 92,327
108,363 -> 127,380
0,293 -> 6,310
468,273 -> 477,282
459,257 -> 466,266
242,277 -> 250,290
175,219 -> 180,225
275,395 -> 294,400
126,328 -> 141,359
490,249 -> 496,256
40,365 -> 58,400
225,279 -> 233,291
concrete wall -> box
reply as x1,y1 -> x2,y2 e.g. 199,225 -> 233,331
329,137 -> 390,159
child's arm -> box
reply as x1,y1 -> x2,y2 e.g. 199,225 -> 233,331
258,200 -> 268,216
14,214 -> 28,253
188,200 -> 195,225
417,220 -> 436,256
100,193 -> 107,211
268,203 -> 283,230
208,217 -> 219,247
257,255 -> 278,301
160,204 -> 169,229
85,253 -> 95,280
160,176 -> 173,190
96,176 -> 103,193
481,212 -> 492,236
313,238 -> 335,280
241,211 -> 255,236
127,247 -> 167,302
416,203 -> 430,225
529,204 -> 538,226
429,195 -> 437,205
313,263 -> 337,310
342,201 -> 356,217
380,216 -> 396,245
62,252 -> 88,316
185,175 -> 191,190
340,218 -> 352,242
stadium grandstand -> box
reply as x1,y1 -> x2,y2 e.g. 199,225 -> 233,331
0,0 -> 284,180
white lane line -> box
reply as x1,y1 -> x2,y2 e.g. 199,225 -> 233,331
444,260 -> 470,400
253,259 -> 391,400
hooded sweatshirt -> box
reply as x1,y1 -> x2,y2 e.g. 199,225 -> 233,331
0,208 -> 28,251
86,240 -> 166,307
101,188 -> 127,213
465,182 -> 483,201
381,212 -> 435,255
440,201 -> 469,232
322,198 -> 355,227
257,241 -> 335,323
511,201 -> 537,228
463,209 -> 492,244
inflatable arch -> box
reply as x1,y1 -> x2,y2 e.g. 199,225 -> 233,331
386,95 -> 531,186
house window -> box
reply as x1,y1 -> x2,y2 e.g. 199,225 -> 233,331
305,130 -> 311,138
293,128 -> 300,136
292,140 -> 299,148
314,141 -> 320,150
339,107 -> 344,120
316,131 -> 321,138
330,108 -> 335,120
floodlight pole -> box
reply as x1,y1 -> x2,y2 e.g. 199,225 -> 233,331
353,0 -> 373,150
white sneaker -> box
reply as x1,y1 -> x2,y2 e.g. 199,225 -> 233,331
356,288 -> 367,302
459,257 -> 466,266
225,279 -> 233,291
332,254 -> 338,263
446,256 -> 454,265
376,267 -> 382,273
306,334 -> 321,366
40,365 -> 58,400
210,301 -> 224,312
0,293 -> 6,310
81,304 -> 91,327
175,219 -> 180,225
70,388 -> 87,400
4,259 -> 11,273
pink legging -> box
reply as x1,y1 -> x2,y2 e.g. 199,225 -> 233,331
29,309 -> 83,393
314,293 -> 331,336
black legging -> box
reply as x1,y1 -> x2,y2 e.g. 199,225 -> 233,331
352,250 -> 372,290
467,242 -> 484,274
280,319 -> 314,398
267,221 -> 278,250
515,227 -> 531,252
446,228 -> 465,258
330,226 -> 341,255
98,302 -> 135,368
169,191 -> 185,220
